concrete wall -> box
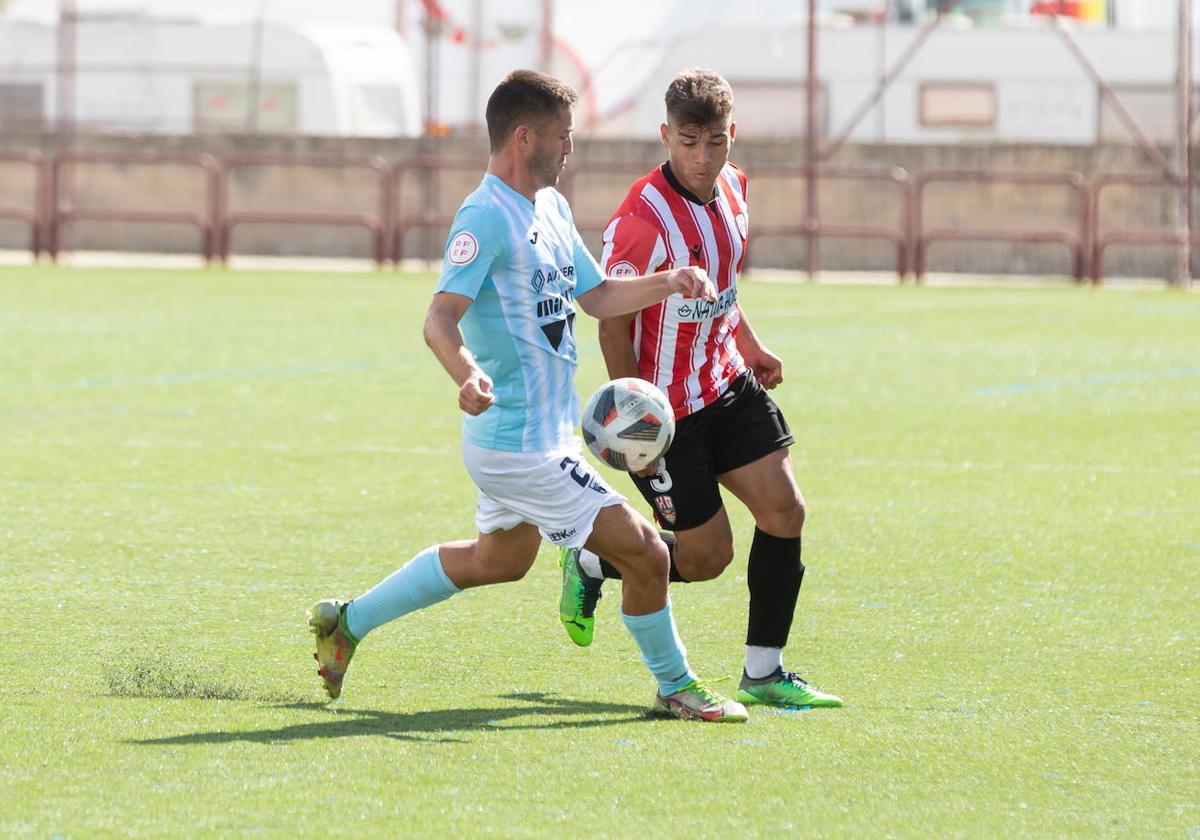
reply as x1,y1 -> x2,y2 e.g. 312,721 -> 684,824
0,131 -> 1183,279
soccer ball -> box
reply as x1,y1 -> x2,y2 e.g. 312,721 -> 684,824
580,378 -> 675,472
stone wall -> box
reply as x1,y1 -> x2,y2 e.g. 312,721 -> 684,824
0,131 -> 1184,279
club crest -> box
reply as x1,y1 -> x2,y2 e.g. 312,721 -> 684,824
653,494 -> 677,525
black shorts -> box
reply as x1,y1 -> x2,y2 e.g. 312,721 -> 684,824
630,372 -> 794,531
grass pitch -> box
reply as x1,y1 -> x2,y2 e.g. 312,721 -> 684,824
1,264 -> 1197,837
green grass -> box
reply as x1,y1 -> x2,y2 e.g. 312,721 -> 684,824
1,264 -> 1197,837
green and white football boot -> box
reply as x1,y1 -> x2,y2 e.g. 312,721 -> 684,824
558,547 -> 603,647
737,669 -> 844,709
308,599 -> 359,700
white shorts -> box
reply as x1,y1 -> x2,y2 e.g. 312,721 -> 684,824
462,438 -> 625,549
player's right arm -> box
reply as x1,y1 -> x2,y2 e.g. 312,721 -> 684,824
425,204 -> 506,416
597,314 -> 638,379
423,293 -> 494,415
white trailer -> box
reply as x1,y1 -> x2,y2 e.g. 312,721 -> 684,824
0,12 -> 422,136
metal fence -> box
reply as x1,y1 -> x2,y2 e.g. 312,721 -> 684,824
3,147 -> 1192,284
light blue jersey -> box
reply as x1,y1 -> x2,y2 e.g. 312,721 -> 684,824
435,174 -> 605,453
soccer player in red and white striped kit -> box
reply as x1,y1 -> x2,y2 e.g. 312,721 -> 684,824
557,68 -> 842,709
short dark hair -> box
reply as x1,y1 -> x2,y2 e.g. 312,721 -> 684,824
664,68 -> 734,128
485,69 -> 578,152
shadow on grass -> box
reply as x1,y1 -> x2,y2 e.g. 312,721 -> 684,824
131,692 -> 655,746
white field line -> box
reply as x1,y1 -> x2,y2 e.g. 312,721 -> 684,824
91,439 -> 1200,476
801,455 -> 1200,477
3,250 -> 1190,290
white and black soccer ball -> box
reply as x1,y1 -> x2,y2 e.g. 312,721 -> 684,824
580,377 -> 676,472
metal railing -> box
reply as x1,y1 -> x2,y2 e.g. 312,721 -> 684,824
219,154 -> 391,267
389,157 -> 483,264
0,150 -> 44,256
1,149 -> 1192,284
749,166 -> 913,280
1089,173 -> 1190,284
47,151 -> 220,263
914,170 -> 1092,283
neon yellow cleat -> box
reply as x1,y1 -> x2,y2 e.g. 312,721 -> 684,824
308,599 -> 358,700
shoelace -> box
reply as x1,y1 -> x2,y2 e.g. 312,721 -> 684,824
780,671 -> 810,688
580,574 -> 603,612
681,676 -> 733,704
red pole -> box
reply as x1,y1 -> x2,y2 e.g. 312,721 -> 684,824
1180,0 -> 1194,287
53,0 -> 76,263
806,0 -> 819,281
56,0 -> 76,141
422,6 -> 440,261
540,0 -> 554,72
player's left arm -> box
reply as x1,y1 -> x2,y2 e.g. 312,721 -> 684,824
735,305 -> 784,389
424,293 -> 496,415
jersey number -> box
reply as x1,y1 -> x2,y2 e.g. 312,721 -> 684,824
559,457 -> 608,495
649,463 -> 673,493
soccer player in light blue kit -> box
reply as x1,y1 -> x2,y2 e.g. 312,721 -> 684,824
309,70 -> 748,722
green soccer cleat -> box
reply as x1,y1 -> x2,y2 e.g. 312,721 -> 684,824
308,599 -> 359,700
736,669 -> 844,709
558,547 -> 603,647
651,680 -> 750,723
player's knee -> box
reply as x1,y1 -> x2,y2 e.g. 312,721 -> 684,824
756,494 -> 806,538
475,548 -> 533,584
682,538 -> 734,581
623,528 -> 671,579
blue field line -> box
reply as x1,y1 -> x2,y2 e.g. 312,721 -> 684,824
976,367 -> 1200,396
21,360 -> 386,392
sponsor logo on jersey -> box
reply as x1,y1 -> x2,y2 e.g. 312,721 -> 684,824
653,494 -> 677,525
609,261 -> 638,277
676,285 -> 737,322
530,265 -> 576,292
448,231 -> 478,265
536,297 -> 566,319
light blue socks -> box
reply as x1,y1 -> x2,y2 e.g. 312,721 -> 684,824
345,545 -> 461,641
621,601 -> 697,696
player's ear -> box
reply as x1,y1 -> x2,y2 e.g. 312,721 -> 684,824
728,121 -> 737,144
659,123 -> 670,147
514,123 -> 533,153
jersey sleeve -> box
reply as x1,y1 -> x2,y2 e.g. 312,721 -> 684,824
571,225 -> 605,296
434,203 -> 508,299
600,214 -> 667,277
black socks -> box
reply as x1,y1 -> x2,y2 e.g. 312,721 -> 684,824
745,527 -> 803,648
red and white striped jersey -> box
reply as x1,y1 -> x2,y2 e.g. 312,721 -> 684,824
600,161 -> 749,419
